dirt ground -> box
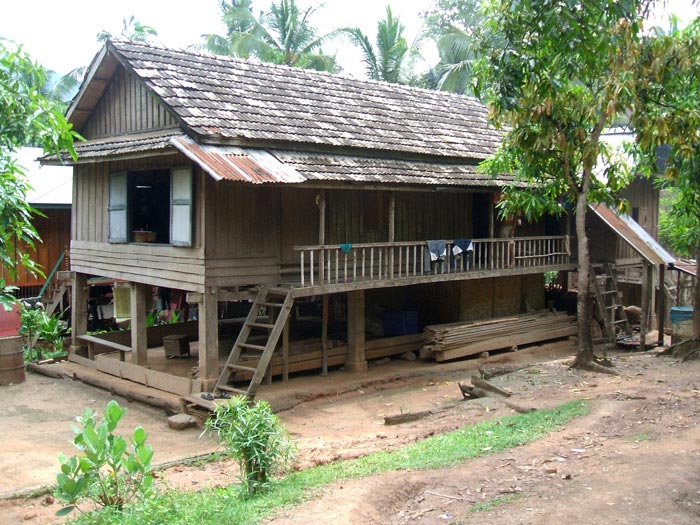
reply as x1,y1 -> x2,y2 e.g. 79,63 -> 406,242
3,341 -> 700,524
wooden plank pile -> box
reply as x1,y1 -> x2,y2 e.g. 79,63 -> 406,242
422,310 -> 577,362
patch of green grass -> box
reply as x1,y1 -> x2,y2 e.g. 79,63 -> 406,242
471,493 -> 522,512
629,432 -> 650,443
68,400 -> 588,525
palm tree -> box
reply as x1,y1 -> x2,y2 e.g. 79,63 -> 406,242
96,15 -> 158,43
341,6 -> 412,84
54,15 -> 159,105
435,25 -> 475,93
202,0 -> 338,72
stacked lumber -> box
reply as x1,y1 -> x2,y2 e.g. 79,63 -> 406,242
423,310 -> 577,362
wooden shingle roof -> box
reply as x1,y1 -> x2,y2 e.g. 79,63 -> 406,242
102,40 -> 501,161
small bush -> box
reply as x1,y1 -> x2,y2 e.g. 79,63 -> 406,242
55,400 -> 154,517
204,396 -> 294,496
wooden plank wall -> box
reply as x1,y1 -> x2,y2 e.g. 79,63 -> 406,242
2,208 -> 70,287
81,68 -> 179,139
203,180 -> 281,285
617,178 -> 659,260
395,192 -> 473,241
280,188 -> 318,264
72,154 -> 207,291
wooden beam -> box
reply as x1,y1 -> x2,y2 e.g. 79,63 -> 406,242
71,272 -> 88,350
321,295 -> 329,376
317,190 -> 326,282
198,286 -> 219,390
346,290 -> 367,372
186,290 -> 256,304
640,262 -> 652,352
130,282 -> 149,366
657,264 -> 666,346
282,317 -> 290,382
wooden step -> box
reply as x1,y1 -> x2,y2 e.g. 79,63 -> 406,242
227,363 -> 257,373
261,302 -> 284,308
240,343 -> 266,351
216,385 -> 249,395
247,322 -> 274,329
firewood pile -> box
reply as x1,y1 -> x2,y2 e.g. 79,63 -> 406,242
422,310 -> 577,362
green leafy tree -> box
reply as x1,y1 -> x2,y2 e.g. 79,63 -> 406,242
341,6 -> 416,83
475,0 -> 645,371
202,0 -> 338,72
0,40 -> 79,310
632,16 -> 700,337
422,0 -> 485,93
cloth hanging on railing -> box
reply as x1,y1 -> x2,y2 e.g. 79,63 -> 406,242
424,240 -> 447,272
452,238 -> 474,270
339,243 -> 353,253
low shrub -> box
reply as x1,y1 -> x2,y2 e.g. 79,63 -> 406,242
204,396 -> 294,496
55,400 -> 154,517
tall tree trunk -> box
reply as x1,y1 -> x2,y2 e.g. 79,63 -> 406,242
572,191 -> 594,366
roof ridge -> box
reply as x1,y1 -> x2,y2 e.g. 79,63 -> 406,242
108,38 -> 484,105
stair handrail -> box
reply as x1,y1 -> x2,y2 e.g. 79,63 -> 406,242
37,250 -> 66,302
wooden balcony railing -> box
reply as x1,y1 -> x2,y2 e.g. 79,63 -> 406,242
294,236 -> 571,288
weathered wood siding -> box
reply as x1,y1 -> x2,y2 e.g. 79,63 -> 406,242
81,68 -> 179,139
203,179 -> 281,286
617,178 -> 659,261
71,154 -> 207,291
1,208 -> 71,288
281,188 -> 318,264
395,192 -> 473,241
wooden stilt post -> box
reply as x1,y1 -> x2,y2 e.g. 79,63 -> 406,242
198,286 -> 219,392
282,317 -> 290,382
640,262 -> 652,352
321,295 -> 329,376
70,272 -> 88,355
657,264 -> 666,346
317,191 -> 326,283
347,290 -> 367,372
130,282 -> 148,366
389,192 -> 395,278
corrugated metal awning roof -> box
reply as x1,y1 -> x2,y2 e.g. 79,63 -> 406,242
171,136 -> 305,184
591,204 -> 675,266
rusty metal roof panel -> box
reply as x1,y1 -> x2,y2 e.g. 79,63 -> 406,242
171,136 -> 305,184
591,204 -> 675,265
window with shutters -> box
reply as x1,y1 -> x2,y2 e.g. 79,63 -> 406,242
108,166 -> 193,246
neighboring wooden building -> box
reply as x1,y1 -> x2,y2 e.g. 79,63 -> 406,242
47,40 -> 575,398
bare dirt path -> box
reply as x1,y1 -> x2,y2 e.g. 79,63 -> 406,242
3,345 -> 700,524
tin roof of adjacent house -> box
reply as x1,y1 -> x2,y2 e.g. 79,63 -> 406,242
590,204 -> 675,266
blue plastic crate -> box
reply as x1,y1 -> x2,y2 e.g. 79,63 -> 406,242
383,310 -> 419,336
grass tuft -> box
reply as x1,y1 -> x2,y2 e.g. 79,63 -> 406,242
68,400 -> 588,525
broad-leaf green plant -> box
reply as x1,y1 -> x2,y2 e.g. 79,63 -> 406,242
204,396 -> 293,496
55,400 -> 154,516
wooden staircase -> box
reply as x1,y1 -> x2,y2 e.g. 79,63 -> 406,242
182,286 -> 295,414
591,263 -> 631,342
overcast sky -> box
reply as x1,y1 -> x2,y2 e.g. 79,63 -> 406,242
0,0 -> 697,79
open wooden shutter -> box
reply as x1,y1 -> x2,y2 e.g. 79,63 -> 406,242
108,171 -> 128,244
170,166 -> 193,247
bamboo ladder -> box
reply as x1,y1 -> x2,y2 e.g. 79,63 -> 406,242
591,263 -> 631,342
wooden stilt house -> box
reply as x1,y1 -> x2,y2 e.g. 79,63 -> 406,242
45,40 -> 576,401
